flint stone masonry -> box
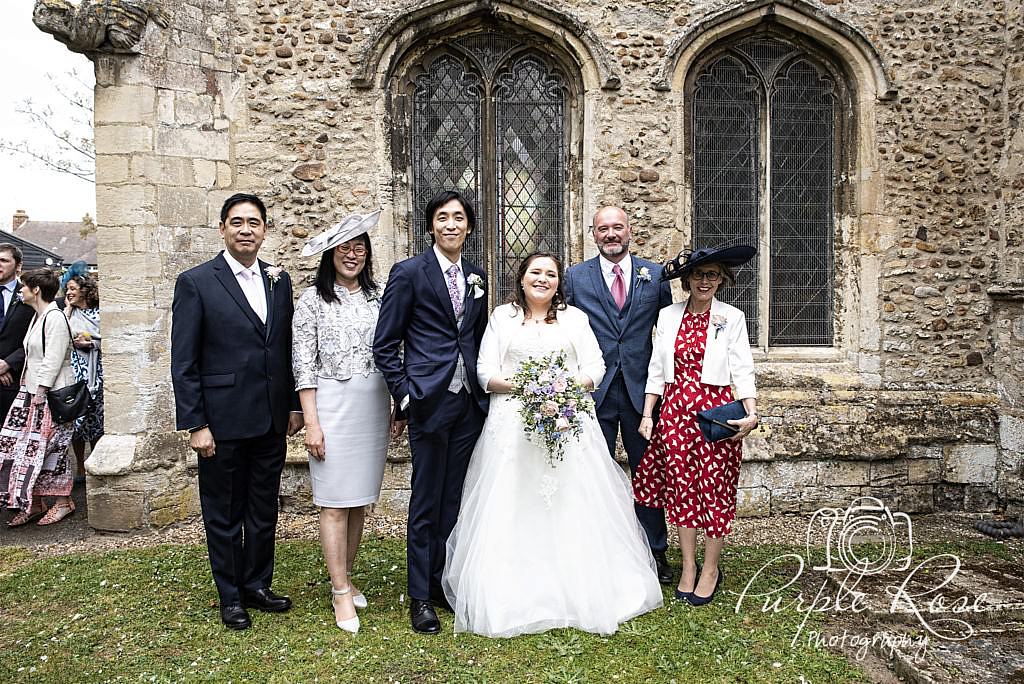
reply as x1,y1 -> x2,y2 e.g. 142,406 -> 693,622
33,0 -> 1024,529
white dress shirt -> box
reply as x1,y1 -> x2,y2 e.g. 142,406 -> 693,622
599,254 -> 632,297
433,244 -> 466,302
222,250 -> 267,323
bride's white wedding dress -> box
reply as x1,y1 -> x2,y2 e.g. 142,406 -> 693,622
443,305 -> 663,637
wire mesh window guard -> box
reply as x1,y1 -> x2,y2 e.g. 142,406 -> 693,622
692,37 -> 837,347
408,33 -> 569,304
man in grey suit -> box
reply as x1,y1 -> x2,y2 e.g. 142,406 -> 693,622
564,206 -> 674,584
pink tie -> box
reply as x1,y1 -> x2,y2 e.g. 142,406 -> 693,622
611,264 -> 625,311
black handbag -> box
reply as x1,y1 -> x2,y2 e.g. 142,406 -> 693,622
696,400 -> 746,443
39,311 -> 90,424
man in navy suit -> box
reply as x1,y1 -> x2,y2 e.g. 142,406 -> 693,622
373,190 -> 489,634
171,193 -> 303,630
0,244 -> 33,425
564,206 -> 674,585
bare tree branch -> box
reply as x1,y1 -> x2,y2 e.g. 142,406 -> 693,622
0,69 -> 95,183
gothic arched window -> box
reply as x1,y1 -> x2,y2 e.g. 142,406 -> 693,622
394,31 -> 575,304
689,35 -> 847,348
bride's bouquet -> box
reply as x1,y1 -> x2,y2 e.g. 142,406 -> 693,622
510,352 -> 595,467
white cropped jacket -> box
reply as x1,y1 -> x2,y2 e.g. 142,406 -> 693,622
476,304 -> 606,393
644,298 -> 757,399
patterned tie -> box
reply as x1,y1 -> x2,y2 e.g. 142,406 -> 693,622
611,264 -> 626,311
446,264 -> 463,318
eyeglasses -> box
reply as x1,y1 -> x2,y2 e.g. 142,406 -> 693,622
336,244 -> 367,257
689,269 -> 722,282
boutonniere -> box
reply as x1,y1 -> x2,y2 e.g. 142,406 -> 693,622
466,273 -> 485,299
265,265 -> 284,291
711,314 -> 727,339
636,267 -> 651,283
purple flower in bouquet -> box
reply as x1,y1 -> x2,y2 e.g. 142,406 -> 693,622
510,351 -> 596,467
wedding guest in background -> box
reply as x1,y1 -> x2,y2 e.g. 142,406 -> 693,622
0,244 -> 33,426
0,268 -> 77,526
171,193 -> 304,630
635,246 -> 758,606
564,207 -> 674,585
293,210 -> 405,634
63,266 -> 103,483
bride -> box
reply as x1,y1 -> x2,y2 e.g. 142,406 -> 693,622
443,252 -> 663,637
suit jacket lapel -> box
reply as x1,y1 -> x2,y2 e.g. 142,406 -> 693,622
0,295 -> 14,334
213,253 -> 267,334
422,251 -> 458,329
588,259 -> 621,333
259,260 -> 274,341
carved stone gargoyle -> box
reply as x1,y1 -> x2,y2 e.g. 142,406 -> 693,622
33,0 -> 170,54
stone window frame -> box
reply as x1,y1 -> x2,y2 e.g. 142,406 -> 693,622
663,0 -> 895,372
385,19 -> 588,302
683,27 -> 856,355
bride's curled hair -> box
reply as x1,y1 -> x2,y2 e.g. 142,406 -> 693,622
509,251 -> 567,324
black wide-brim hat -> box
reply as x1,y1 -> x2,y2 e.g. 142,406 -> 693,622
661,244 -> 757,282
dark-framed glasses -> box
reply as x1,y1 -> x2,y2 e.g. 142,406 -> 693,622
689,269 -> 722,282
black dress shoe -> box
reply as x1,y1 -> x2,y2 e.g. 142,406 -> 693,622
243,588 -> 292,613
653,551 -> 674,585
220,603 -> 252,630
410,599 -> 441,634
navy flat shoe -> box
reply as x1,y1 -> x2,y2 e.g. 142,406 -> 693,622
687,566 -> 722,607
675,564 -> 700,603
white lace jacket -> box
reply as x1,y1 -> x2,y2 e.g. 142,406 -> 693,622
292,285 -> 381,390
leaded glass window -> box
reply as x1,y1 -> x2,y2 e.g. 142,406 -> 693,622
403,32 -> 570,304
691,36 -> 839,347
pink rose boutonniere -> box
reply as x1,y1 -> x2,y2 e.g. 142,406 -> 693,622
265,265 -> 284,291
711,314 -> 727,339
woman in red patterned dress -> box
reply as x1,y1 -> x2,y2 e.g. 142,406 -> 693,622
635,246 -> 758,606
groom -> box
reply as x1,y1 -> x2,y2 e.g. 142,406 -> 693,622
564,206 -> 674,585
373,190 -> 489,634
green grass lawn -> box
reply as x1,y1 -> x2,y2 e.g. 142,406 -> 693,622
0,538 -> 865,683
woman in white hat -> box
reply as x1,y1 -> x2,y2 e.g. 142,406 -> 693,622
292,210 -> 405,633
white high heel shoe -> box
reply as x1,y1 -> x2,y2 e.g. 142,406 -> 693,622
347,571 -> 368,610
331,586 -> 360,633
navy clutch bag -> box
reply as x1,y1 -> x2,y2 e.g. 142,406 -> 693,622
696,400 -> 746,442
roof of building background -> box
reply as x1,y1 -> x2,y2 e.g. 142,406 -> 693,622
15,220 -> 96,266
0,230 -> 66,270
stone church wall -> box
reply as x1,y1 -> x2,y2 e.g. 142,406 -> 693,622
39,0 -> 1023,528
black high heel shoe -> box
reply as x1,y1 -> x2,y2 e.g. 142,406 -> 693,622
674,563 -> 700,602
686,566 -> 722,606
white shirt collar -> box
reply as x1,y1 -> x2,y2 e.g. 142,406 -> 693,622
432,244 -> 463,275
599,254 -> 631,279
222,250 -> 261,278
0,278 -> 15,293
